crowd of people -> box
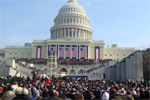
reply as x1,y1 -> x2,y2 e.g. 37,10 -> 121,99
14,58 -> 112,66
0,75 -> 149,100
57,59 -> 96,65
15,58 -> 47,65
57,59 -> 112,66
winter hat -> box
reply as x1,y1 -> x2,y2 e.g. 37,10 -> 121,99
32,82 -> 35,85
102,92 -> 109,100
22,88 -> 29,95
15,87 -> 23,94
103,90 -> 106,93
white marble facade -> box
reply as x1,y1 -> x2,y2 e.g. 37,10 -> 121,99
1,0 -> 136,60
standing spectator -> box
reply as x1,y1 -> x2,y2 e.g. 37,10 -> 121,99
127,90 -> 134,100
1,85 -> 16,100
31,88 -> 40,100
102,90 -> 109,100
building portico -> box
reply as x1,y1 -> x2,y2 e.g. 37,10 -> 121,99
32,39 -> 105,60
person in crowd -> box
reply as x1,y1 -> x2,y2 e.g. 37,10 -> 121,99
74,93 -> 84,100
126,90 -> 134,100
0,75 -> 149,100
84,91 -> 95,100
102,90 -> 109,100
13,88 -> 30,100
31,88 -> 40,100
1,85 -> 16,100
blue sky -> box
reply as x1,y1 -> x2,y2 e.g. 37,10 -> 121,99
0,0 -> 150,49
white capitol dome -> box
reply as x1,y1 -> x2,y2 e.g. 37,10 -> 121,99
58,0 -> 86,16
50,0 -> 93,40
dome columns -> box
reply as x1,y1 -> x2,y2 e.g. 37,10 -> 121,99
51,28 -> 92,40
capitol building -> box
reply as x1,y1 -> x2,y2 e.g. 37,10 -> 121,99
0,0 -> 143,81
1,0 -> 135,60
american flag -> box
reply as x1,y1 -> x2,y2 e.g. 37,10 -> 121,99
66,46 -> 70,58
36,46 -> 41,59
80,46 -> 85,58
51,46 -> 56,54
72,46 -> 77,58
59,46 -> 64,58
70,28 -> 75,32
95,47 -> 100,60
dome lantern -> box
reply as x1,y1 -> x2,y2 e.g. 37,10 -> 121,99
67,0 -> 77,3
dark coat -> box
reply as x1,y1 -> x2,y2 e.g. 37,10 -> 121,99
49,96 -> 63,100
13,94 -> 30,100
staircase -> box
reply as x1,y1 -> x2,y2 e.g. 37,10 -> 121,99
87,61 -> 117,80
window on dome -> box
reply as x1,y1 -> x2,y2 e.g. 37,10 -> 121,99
83,19 -> 84,24
63,32 -> 64,37
55,33 -> 57,38
66,29 -> 68,36
77,30 -> 79,37
77,19 -> 79,23
58,31 -> 60,37
70,28 -> 72,37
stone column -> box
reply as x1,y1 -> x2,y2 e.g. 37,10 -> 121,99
46,45 -> 48,58
79,29 -> 80,38
57,29 -> 59,39
85,30 -> 87,39
54,30 -> 56,39
88,31 -> 90,39
82,30 -> 84,39
72,28 -> 73,38
75,28 -> 77,38
68,28 -> 70,38
60,28 -> 62,38
100,47 -> 104,59
64,28 -> 66,38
